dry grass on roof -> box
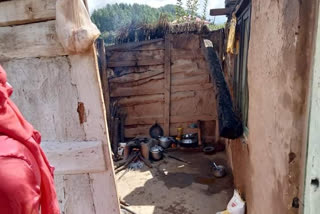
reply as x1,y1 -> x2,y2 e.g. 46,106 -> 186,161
115,15 -> 210,44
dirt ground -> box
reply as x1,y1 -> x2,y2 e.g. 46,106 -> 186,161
116,150 -> 234,214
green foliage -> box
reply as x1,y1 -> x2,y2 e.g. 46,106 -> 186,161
175,0 -> 208,21
208,23 -> 226,30
175,0 -> 185,22
190,0 -> 199,20
202,0 -> 209,20
91,3 -> 176,45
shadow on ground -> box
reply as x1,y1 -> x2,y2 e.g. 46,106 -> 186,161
117,151 -> 234,214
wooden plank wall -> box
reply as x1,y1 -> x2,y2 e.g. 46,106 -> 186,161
106,32 -> 221,141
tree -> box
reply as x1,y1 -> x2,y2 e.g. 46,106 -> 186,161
175,0 -> 185,22
202,0 -> 209,20
91,4 -> 177,45
176,0 -> 204,21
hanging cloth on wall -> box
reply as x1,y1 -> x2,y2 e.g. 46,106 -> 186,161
226,15 -> 237,54
56,0 -> 100,54
202,40 -> 243,139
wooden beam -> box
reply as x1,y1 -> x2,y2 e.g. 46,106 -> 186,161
109,70 -> 164,83
110,87 -> 164,97
164,34 -> 172,135
171,115 -> 215,123
96,39 -> 111,138
0,0 -> 56,27
210,8 -> 230,16
107,58 -> 164,67
105,38 -> 164,51
0,20 -> 67,60
42,141 -> 106,175
125,114 -> 215,125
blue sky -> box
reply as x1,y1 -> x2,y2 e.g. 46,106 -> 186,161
87,0 -> 227,24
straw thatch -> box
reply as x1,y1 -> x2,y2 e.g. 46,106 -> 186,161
115,15 -> 210,44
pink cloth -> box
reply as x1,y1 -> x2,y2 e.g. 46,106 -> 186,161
0,65 -> 60,214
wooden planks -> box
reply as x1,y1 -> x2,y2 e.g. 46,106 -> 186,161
125,114 -> 215,126
89,172 -> 122,214
42,141 -> 106,175
106,34 -> 219,138
106,38 -> 164,51
107,49 -> 164,62
164,34 -> 172,135
172,83 -> 213,92
107,58 -> 164,67
0,0 -> 56,27
55,174 -> 96,214
109,70 -> 163,83
0,20 -> 66,60
68,48 -> 121,214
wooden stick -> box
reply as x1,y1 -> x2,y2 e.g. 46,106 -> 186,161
120,205 -> 137,214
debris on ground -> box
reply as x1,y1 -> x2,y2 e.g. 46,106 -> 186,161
128,161 -> 144,170
217,190 -> 245,214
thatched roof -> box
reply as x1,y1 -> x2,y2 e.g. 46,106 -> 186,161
115,16 -> 210,44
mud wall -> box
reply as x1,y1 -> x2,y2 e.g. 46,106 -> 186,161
226,0 -> 317,213
106,32 -> 223,140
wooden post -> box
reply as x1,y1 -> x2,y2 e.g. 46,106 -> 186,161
164,34 -> 172,136
96,39 -> 111,128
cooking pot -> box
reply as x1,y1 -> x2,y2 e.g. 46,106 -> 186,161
212,162 -> 226,178
158,136 -> 173,149
150,146 -> 163,161
180,138 -> 198,147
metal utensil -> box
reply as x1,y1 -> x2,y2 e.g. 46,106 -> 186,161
211,162 -> 226,178
150,145 -> 163,161
158,136 -> 173,149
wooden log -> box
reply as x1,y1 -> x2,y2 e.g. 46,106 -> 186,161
0,20 -> 66,60
210,8 -> 231,16
96,39 -> 110,125
164,34 -> 172,135
0,0 -> 56,27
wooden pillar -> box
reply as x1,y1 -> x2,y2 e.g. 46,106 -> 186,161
96,39 -> 110,123
164,34 -> 172,136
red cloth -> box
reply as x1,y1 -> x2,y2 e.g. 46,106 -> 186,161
0,65 -> 60,214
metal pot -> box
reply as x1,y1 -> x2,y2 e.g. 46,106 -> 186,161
212,162 -> 226,178
180,138 -> 198,147
150,146 -> 163,161
182,133 -> 196,139
158,136 -> 173,149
